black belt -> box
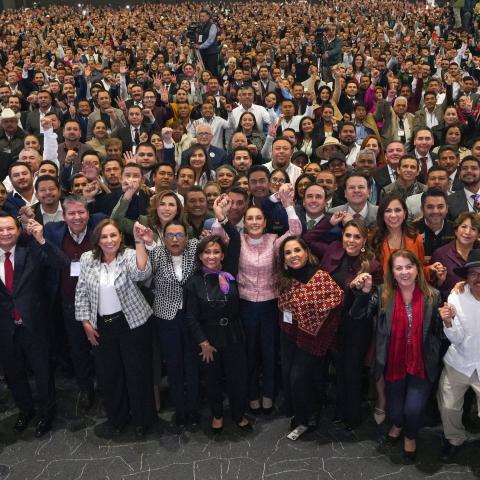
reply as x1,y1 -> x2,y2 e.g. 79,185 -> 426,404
98,311 -> 124,323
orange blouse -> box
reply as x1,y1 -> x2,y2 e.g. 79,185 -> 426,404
380,235 -> 426,273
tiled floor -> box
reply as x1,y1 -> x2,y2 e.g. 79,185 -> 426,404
0,378 -> 479,479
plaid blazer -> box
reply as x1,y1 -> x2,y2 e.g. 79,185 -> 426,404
148,239 -> 199,320
75,249 -> 152,329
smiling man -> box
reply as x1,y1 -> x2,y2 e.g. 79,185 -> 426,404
381,155 -> 426,200
329,172 -> 378,228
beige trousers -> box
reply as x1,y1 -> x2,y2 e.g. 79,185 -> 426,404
437,363 -> 480,446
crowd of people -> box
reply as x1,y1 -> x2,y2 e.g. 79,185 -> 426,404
1,0 -> 480,468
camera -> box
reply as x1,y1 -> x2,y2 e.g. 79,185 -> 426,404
315,26 -> 325,55
184,22 -> 202,43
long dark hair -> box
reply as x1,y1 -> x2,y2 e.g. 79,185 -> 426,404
91,219 -> 126,261
371,194 -> 417,259
342,219 -> 375,273
187,144 -> 213,182
277,235 -> 318,293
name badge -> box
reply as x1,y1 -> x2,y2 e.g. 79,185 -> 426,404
198,35 -> 203,43
398,129 -> 405,137
70,261 -> 81,277
283,311 -> 293,324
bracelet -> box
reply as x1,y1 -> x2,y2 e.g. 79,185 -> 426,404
219,217 -> 228,225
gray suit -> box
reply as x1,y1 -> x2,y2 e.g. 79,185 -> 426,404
86,108 -> 127,141
328,202 -> 379,228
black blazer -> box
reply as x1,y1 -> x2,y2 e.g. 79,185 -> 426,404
373,165 -> 393,189
447,189 -> 470,221
88,189 -> 150,218
0,239 -> 69,336
112,124 -> 158,153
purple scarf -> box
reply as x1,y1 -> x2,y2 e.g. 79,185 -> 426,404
202,266 -> 235,295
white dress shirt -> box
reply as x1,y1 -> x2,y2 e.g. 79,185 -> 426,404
347,203 -> 368,218
264,161 -> 303,185
444,286 -> 480,379
68,227 -> 88,244
98,260 -> 123,316
41,202 -> 64,224
230,104 -> 275,131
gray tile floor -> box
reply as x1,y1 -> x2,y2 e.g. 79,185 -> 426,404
0,378 -> 479,480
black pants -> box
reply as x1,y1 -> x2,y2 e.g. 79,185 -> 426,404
94,314 -> 156,429
334,314 -> 373,427
280,332 -> 323,426
201,342 -> 248,423
0,325 -> 54,418
62,303 -> 94,393
200,51 -> 218,76
155,312 -> 199,418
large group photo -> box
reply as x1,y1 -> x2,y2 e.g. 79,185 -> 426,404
0,0 -> 480,478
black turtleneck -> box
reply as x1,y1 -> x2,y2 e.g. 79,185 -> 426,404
287,263 -> 318,284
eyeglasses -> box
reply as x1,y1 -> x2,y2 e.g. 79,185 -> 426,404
270,178 -> 286,185
165,232 -> 186,240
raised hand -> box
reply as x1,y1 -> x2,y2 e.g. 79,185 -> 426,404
438,302 -> 456,327
123,151 -> 136,163
26,219 -> 44,244
133,221 -> 153,244
350,272 -> 373,293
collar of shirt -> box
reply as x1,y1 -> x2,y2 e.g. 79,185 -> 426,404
0,245 -> 16,260
465,187 -> 480,197
347,203 -> 368,218
68,226 -> 88,244
306,213 -> 324,224
424,219 -> 445,236
41,202 -> 63,217
12,189 -> 37,206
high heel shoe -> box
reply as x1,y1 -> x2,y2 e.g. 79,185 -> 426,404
237,420 -> 253,433
210,417 -> 223,435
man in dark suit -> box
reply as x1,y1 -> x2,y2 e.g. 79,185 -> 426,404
409,127 -> 438,184
112,105 -> 159,153
25,90 -> 61,136
373,140 -> 406,188
0,212 -> 69,436
3,162 -> 38,217
44,196 -> 105,409
181,123 -> 227,170
447,156 -> 480,220
437,145 -> 463,192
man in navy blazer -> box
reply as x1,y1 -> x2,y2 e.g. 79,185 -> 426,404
0,212 -> 69,437
447,156 -> 480,221
181,124 -> 227,170
44,195 -> 105,409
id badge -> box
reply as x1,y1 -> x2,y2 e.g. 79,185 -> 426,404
70,261 -> 81,277
283,311 -> 293,324
198,35 -> 203,43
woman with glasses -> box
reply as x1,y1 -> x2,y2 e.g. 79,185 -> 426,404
185,196 -> 252,433
269,169 -> 290,194
141,220 -> 200,428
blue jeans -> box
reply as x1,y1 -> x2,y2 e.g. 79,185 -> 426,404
155,311 -> 199,418
240,299 -> 279,401
386,375 -> 432,439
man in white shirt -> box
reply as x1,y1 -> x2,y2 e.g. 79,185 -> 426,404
190,102 -> 229,149
229,85 -> 275,130
438,250 -> 480,461
263,137 -> 302,185
278,97 -> 313,133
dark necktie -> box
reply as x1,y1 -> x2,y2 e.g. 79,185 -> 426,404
134,128 -> 140,145
419,156 -> 428,178
4,252 -> 21,323
353,213 -> 362,220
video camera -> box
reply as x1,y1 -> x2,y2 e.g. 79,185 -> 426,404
315,26 -> 326,55
184,22 -> 203,43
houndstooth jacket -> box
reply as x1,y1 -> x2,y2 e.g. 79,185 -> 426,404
148,239 -> 199,320
75,249 -> 152,329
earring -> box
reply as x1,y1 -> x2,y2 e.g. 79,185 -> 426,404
361,246 -> 366,253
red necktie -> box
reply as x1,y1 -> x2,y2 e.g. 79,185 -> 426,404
420,157 -> 428,178
4,252 -> 21,323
